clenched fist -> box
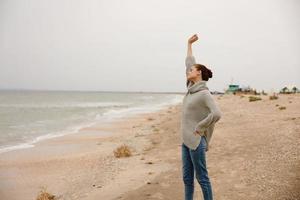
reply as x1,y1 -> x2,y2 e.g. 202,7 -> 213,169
188,34 -> 199,44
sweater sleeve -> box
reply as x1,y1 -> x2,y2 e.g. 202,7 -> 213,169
185,56 -> 196,87
194,90 -> 222,133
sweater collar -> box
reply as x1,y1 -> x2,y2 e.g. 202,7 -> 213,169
187,80 -> 208,94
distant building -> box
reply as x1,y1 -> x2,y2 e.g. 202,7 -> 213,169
226,84 -> 240,94
240,86 -> 251,93
226,84 -> 259,95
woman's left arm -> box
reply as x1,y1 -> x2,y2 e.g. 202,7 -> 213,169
194,91 -> 222,135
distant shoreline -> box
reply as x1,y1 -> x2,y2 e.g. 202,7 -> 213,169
0,91 -> 183,154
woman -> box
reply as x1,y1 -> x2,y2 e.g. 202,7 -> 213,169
181,34 -> 222,200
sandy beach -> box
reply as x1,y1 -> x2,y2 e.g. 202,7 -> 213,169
0,93 -> 299,200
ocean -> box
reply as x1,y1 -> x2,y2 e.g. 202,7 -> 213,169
0,90 -> 183,154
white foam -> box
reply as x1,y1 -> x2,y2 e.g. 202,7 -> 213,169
0,94 -> 183,154
0,121 -> 97,154
0,143 -> 35,154
98,94 -> 183,121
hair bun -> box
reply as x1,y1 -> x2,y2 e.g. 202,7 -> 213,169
194,63 -> 213,81
208,70 -> 213,78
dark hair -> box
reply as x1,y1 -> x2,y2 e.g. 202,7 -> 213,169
194,64 -> 213,81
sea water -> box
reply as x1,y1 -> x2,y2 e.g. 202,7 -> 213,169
0,90 -> 183,153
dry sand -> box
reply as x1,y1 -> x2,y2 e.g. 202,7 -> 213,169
0,94 -> 299,200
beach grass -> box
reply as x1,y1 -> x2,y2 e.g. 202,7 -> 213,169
249,96 -> 262,102
147,117 -> 155,121
278,106 -> 286,110
114,144 -> 132,158
269,95 -> 279,100
36,187 -> 56,200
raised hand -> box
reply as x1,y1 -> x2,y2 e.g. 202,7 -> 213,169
188,34 -> 199,44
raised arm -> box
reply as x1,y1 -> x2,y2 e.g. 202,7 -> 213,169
187,34 -> 198,57
185,34 -> 198,87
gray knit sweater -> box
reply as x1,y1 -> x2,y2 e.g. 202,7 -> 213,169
180,56 -> 222,151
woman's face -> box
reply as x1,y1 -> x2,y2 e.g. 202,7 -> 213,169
187,66 -> 201,81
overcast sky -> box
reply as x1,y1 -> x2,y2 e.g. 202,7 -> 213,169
0,0 -> 299,93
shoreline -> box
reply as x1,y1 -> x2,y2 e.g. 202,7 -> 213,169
0,94 -> 299,200
0,94 -> 183,155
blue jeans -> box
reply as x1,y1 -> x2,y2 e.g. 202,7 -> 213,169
182,136 -> 213,200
